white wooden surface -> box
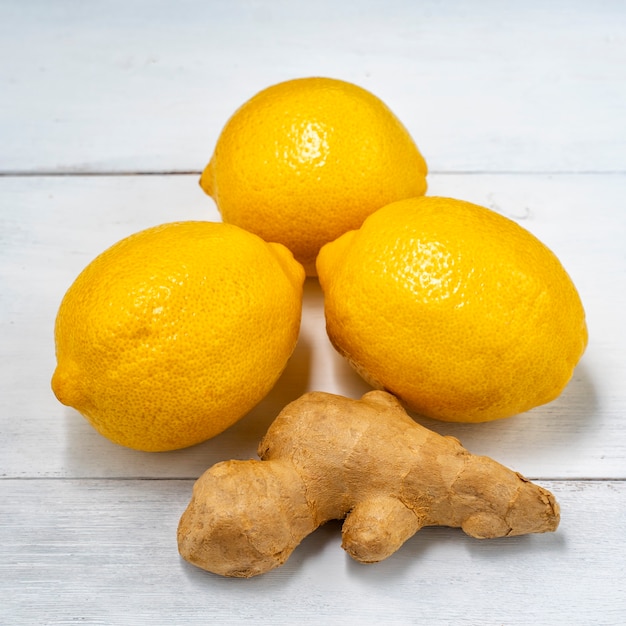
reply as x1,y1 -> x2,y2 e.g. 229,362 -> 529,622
1,2 -> 625,624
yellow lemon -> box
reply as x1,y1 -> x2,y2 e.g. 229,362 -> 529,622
317,196 -> 588,423
200,76 -> 428,275
51,221 -> 304,451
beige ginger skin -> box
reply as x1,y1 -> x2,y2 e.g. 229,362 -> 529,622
177,390 -> 560,577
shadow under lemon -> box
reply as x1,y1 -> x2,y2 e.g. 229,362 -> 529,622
402,359 -> 599,477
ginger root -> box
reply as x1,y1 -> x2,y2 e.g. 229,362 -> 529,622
177,391 -> 559,577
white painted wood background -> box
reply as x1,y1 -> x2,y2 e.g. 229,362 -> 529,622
1,1 -> 625,624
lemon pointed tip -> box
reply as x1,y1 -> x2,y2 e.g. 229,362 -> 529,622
51,365 -> 82,408
199,159 -> 216,198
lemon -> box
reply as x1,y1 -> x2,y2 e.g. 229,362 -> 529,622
200,76 -> 428,275
51,221 -> 305,451
317,196 -> 588,423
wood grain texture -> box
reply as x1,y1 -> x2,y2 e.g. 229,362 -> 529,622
1,1 -> 625,623
1,479 -> 624,625
1,0 -> 625,173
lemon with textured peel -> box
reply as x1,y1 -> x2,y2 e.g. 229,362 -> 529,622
52,221 -> 305,451
316,196 -> 588,423
200,76 -> 428,275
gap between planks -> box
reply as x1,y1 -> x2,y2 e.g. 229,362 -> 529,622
2,170 -> 626,177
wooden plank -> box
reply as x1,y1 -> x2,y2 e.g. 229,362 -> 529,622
1,478 -> 624,625
1,1 -> 625,173
1,172 -> 624,481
